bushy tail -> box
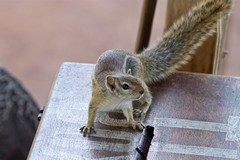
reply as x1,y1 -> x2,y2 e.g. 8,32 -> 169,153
138,0 -> 233,84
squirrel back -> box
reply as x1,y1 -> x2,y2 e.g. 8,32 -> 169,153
138,0 -> 233,84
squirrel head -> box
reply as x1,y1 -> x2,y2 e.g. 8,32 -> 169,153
105,74 -> 144,100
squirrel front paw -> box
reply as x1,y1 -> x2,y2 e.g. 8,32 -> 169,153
130,120 -> 145,130
80,126 -> 96,137
133,109 -> 146,120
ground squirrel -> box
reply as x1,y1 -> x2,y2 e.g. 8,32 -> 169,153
80,0 -> 233,136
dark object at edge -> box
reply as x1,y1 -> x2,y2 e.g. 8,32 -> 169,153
0,68 -> 39,160
38,107 -> 45,121
135,125 -> 154,160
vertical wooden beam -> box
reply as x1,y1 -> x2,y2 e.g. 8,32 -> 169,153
135,0 -> 157,53
164,0 -> 217,73
212,15 -> 229,75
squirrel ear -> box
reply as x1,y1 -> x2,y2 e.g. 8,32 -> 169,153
106,76 -> 116,91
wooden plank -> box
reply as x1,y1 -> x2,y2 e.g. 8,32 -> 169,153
135,0 -> 157,53
164,0 -> 216,73
28,63 -> 240,159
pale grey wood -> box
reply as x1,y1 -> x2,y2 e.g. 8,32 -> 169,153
28,63 -> 93,159
28,62 -> 240,160
27,63 -> 143,160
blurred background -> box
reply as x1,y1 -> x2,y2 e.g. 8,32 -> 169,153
0,0 -> 239,106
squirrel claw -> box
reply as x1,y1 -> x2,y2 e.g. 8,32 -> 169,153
130,121 -> 145,130
80,126 -> 96,137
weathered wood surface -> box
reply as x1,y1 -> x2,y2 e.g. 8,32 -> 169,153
28,63 -> 240,160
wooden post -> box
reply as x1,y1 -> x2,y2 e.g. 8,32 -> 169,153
164,0 -> 217,74
135,0 -> 157,53
212,15 -> 229,75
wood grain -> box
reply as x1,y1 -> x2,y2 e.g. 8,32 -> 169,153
28,63 -> 240,160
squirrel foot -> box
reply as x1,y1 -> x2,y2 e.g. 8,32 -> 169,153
129,120 -> 145,130
133,109 -> 142,118
80,126 -> 96,137
133,109 -> 146,120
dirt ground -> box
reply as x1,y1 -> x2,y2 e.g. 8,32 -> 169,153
0,0 -> 239,106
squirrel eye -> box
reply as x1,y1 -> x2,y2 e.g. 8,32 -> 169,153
122,84 -> 129,90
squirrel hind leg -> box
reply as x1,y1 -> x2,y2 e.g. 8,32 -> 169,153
126,68 -> 132,75
123,56 -> 142,77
